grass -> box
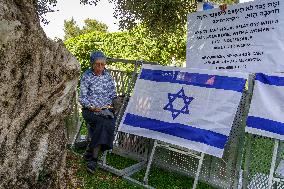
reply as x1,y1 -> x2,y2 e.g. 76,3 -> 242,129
106,153 -> 138,170
249,136 -> 274,175
69,134 -> 279,189
67,150 -> 142,189
132,166 -> 216,189
72,120 -> 217,188
242,134 -> 275,179
76,117 -> 277,188
67,146 -> 216,189
68,135 -> 278,189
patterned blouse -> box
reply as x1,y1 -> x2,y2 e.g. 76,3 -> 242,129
79,69 -> 116,109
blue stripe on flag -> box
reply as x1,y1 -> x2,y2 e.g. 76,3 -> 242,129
247,116 -> 284,135
256,73 -> 284,87
140,69 -> 246,92
123,113 -> 228,149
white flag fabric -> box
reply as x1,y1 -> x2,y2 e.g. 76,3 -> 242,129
119,65 -> 247,157
246,73 -> 284,140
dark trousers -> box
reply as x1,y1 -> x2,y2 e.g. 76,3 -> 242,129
82,109 -> 116,153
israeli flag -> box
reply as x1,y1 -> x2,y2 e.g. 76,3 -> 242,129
119,65 -> 247,157
246,73 -> 284,140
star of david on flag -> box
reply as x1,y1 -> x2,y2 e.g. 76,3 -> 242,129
119,64 -> 247,158
164,87 -> 194,120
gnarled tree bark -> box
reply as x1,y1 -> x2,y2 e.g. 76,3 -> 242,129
0,0 -> 80,188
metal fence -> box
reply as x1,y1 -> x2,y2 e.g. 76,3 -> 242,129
67,58 -> 284,189
241,135 -> 284,189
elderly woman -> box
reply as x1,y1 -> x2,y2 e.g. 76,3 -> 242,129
79,51 -> 117,173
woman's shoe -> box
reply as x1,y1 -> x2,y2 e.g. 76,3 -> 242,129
86,159 -> 97,174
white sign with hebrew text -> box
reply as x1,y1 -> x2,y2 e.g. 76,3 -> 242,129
187,0 -> 284,72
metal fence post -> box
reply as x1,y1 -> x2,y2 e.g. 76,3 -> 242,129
268,139 -> 279,189
192,153 -> 205,189
242,134 -> 253,189
233,74 -> 255,189
143,140 -> 158,185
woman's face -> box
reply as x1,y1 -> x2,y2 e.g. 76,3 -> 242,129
93,59 -> 106,75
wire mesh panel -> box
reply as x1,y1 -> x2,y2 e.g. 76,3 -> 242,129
65,91 -> 81,145
242,135 -> 284,189
107,61 -> 151,162
275,181 -> 284,189
153,145 -> 201,177
109,69 -> 133,96
113,132 -> 150,161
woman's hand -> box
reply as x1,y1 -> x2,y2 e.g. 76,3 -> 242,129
89,107 -> 101,112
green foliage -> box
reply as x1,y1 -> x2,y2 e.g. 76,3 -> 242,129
211,0 -> 238,4
112,0 -> 195,36
112,0 -> 238,36
38,0 -> 236,36
64,26 -> 186,75
37,0 -> 58,25
64,18 -> 81,40
64,18 -> 109,40
82,18 -> 108,33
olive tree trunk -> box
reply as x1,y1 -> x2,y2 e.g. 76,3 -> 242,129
0,0 -> 80,188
